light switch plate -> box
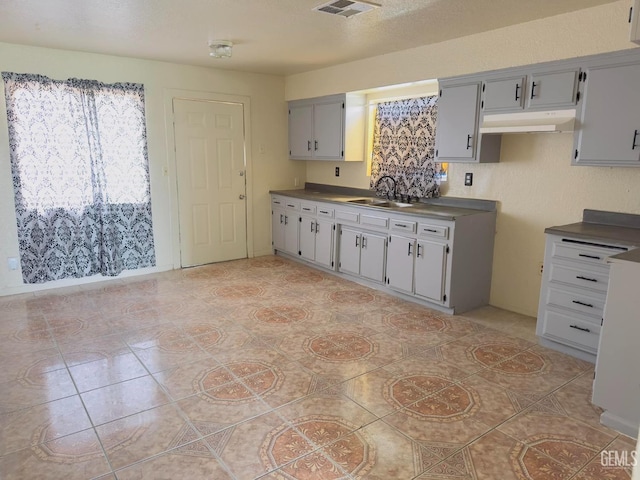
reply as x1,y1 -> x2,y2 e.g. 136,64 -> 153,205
464,172 -> 473,186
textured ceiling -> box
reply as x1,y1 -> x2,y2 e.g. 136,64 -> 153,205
0,0 -> 619,76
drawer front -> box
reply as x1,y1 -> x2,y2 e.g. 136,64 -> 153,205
285,200 -> 301,211
390,219 -> 417,233
418,223 -> 449,239
548,263 -> 609,293
336,210 -> 360,223
541,309 -> 601,352
361,214 -> 389,228
271,196 -> 284,208
545,287 -> 605,320
317,206 -> 335,218
301,203 -> 317,215
551,239 -> 625,267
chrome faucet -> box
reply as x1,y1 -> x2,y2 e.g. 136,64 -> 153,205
375,175 -> 397,200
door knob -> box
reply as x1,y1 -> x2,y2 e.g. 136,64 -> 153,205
239,194 -> 245,200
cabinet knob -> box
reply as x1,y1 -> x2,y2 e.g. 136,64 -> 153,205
239,194 -> 246,200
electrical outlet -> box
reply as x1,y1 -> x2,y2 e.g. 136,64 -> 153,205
464,172 -> 473,186
335,167 -> 340,177
7,257 -> 18,271
538,262 -> 544,276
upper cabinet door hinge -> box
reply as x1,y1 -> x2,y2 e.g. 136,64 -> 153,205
574,149 -> 579,159
342,102 -> 345,109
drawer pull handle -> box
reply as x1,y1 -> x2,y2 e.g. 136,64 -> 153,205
395,223 -> 407,228
303,207 -> 311,211
569,324 -> 591,333
424,228 -> 438,233
578,253 -> 601,260
287,204 -> 295,208
572,300 -> 594,308
576,275 -> 597,283
320,210 -> 328,214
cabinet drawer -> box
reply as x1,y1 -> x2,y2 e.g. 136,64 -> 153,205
301,203 -> 317,215
361,214 -> 389,228
285,200 -> 301,211
548,263 -> 609,293
418,223 -> 449,239
336,210 -> 359,223
271,196 -> 284,207
317,207 -> 335,218
551,239 -> 625,267
390,219 -> 417,233
545,287 -> 605,319
541,309 -> 601,352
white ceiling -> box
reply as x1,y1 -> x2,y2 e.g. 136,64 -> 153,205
0,0 -> 619,76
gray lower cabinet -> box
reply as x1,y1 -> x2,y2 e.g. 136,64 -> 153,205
299,216 -> 334,268
338,226 -> 386,283
386,235 -> 415,293
573,61 -> 640,166
271,194 -> 496,314
536,234 -> 629,362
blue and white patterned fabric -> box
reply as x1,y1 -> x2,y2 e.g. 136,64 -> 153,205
2,72 -> 156,284
370,96 -> 440,199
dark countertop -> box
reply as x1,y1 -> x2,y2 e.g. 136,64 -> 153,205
545,210 -> 640,248
270,185 -> 496,221
610,248 -> 640,264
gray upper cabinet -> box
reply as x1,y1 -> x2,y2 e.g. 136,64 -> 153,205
482,76 -> 525,113
481,69 -> 579,114
288,104 -> 314,159
526,70 -> 580,109
436,83 -> 478,162
573,61 -> 640,166
288,93 -> 365,162
435,81 -> 501,163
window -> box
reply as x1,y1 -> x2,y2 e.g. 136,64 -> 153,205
2,72 -> 155,284
370,96 -> 440,199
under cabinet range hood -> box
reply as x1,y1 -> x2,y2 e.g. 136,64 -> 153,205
479,109 -> 576,134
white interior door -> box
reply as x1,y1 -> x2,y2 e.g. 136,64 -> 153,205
173,99 -> 247,267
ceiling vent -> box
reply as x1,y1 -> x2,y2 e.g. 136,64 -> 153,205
313,0 -> 380,18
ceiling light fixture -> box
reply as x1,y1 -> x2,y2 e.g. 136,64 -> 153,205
209,40 -> 233,59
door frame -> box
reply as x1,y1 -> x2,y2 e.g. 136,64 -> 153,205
164,89 -> 254,269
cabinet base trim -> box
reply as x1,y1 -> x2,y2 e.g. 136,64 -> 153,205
274,250 -> 457,315
538,337 -> 596,363
599,411 -> 639,439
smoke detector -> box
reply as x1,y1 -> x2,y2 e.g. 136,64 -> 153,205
312,0 -> 380,18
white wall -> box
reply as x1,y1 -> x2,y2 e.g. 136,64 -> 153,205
285,0 -> 640,317
0,42 -> 306,295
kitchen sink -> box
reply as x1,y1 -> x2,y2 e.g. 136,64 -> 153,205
348,198 -> 388,205
347,198 -> 414,208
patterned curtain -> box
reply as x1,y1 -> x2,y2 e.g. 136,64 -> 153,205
2,72 -> 156,284
370,96 -> 440,199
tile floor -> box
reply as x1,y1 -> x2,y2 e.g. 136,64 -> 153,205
0,255 -> 634,479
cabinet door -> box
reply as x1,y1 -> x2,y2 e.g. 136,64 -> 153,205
313,101 -> 344,159
314,219 -> 334,268
289,104 -> 313,159
338,227 -> 361,276
414,241 -> 447,302
435,83 -> 480,161
483,76 -> 525,113
299,216 -> 316,261
386,235 -> 415,293
284,214 -> 299,255
574,63 -> 640,166
272,208 -> 286,251
526,70 -> 579,109
360,233 -> 386,283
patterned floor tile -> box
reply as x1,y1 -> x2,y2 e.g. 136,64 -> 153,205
0,368 -> 77,414
114,441 -> 233,480
69,352 -> 148,393
0,395 -> 92,456
81,375 -> 170,426
97,403 -> 198,470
